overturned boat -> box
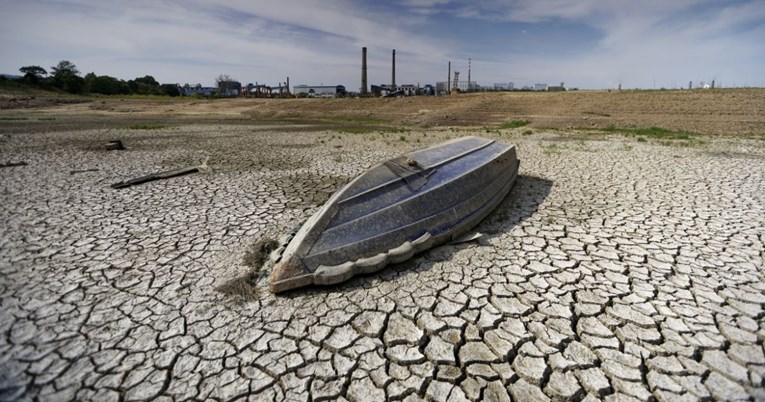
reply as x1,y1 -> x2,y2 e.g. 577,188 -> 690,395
270,136 -> 519,293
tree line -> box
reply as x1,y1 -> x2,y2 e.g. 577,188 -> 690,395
12,60 -> 180,96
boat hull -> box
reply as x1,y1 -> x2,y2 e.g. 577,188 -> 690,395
270,136 -> 519,293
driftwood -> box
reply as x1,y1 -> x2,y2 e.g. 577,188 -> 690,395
111,159 -> 208,189
70,168 -> 100,175
112,166 -> 200,189
105,140 -> 125,151
0,161 -> 28,168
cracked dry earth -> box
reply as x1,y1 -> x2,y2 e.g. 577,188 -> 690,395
1,125 -> 765,402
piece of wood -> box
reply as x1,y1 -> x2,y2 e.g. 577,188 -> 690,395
70,168 -> 100,175
111,166 -> 200,189
0,161 -> 28,168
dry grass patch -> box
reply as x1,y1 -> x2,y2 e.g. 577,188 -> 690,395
216,237 -> 279,300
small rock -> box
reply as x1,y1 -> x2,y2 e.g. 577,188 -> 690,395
544,371 -> 583,400
575,368 -> 611,396
459,342 -> 500,365
508,378 -> 551,402
512,355 -> 548,385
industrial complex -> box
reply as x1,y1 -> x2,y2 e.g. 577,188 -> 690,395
178,47 -> 563,98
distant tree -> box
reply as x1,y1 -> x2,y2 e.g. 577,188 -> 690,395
50,60 -> 83,93
134,75 -> 159,87
50,60 -> 79,77
216,74 -> 234,87
127,79 -> 139,93
159,83 -> 180,97
19,66 -> 47,83
216,74 -> 239,97
130,75 -> 160,95
84,73 -> 130,95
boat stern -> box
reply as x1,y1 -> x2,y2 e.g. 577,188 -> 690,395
269,256 -> 314,293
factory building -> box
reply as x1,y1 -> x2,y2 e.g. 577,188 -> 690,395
179,83 -> 217,96
494,82 -> 514,91
435,81 -> 477,94
293,85 -> 346,98
370,84 -> 418,97
217,80 -> 242,97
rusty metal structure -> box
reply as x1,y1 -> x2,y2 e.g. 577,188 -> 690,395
452,71 -> 460,95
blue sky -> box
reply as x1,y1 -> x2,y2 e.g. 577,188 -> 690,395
1,0 -> 764,89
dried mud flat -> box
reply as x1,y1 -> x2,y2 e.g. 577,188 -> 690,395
1,93 -> 765,401
3,88 -> 765,136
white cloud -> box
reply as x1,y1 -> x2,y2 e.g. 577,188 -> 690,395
0,0 -> 451,87
0,0 -> 762,88
438,0 -> 765,88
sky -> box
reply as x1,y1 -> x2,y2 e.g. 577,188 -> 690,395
1,0 -> 764,90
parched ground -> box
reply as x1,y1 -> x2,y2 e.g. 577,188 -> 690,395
2,88 -> 765,136
1,92 -> 765,401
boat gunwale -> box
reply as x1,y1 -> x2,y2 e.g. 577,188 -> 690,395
338,137 -> 496,206
313,143 -> 515,250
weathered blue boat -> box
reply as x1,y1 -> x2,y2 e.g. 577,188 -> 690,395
269,136 -> 519,293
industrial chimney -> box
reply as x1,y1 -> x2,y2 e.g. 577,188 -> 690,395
447,61 -> 451,94
468,58 -> 471,92
392,49 -> 396,89
361,47 -> 368,95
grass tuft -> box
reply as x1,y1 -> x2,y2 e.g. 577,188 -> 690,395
216,237 -> 279,300
498,120 -> 531,129
542,143 -> 561,155
242,238 -> 279,268
602,126 -> 697,140
128,124 -> 168,130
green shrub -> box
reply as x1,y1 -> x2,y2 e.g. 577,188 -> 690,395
498,120 -> 531,129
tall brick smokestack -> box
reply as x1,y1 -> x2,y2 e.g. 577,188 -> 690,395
361,47 -> 368,95
392,49 -> 396,88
